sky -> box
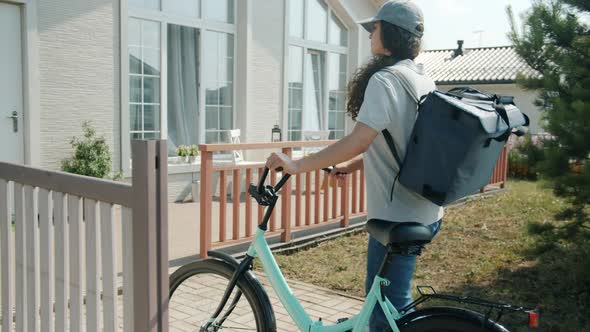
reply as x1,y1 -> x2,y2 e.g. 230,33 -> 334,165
410,0 -> 534,50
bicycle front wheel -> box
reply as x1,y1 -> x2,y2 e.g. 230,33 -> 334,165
169,259 -> 276,331
396,306 -> 510,332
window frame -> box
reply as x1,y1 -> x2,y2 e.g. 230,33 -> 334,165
121,0 -> 237,173
283,0 -> 350,142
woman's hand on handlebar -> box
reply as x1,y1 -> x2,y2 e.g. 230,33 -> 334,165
266,152 -> 300,174
328,163 -> 350,181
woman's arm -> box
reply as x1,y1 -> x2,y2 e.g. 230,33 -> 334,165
336,154 -> 364,173
265,122 -> 377,174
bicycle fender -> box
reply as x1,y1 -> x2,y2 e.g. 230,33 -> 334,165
208,250 -> 240,268
396,306 -> 510,332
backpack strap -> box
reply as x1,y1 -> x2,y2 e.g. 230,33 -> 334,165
380,67 -> 421,104
383,129 -> 402,201
379,67 -> 429,201
379,67 -> 427,170
382,129 -> 403,168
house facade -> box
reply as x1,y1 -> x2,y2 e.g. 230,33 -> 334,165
1,1 -> 541,202
1,0 -> 381,201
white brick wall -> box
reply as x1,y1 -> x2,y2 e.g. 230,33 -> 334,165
37,0 -> 119,170
245,0 -> 285,144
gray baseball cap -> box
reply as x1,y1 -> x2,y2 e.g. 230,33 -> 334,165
358,0 -> 424,38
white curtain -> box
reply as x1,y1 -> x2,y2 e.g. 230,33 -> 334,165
303,52 -> 323,131
167,24 -> 200,155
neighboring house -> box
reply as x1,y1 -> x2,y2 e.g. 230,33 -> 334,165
1,0 -> 378,201
416,42 -> 545,135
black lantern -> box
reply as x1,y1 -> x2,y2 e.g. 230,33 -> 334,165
271,124 -> 282,142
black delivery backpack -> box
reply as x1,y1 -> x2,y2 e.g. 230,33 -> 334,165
382,69 -> 530,206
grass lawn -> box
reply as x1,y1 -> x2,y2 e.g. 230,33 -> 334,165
262,180 -> 589,331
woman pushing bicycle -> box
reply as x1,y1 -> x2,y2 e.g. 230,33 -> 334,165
266,1 -> 443,330
168,2 -> 538,331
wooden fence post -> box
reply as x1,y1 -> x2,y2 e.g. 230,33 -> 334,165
341,175 -> 350,228
501,145 -> 508,188
200,149 -> 213,258
131,139 -> 169,332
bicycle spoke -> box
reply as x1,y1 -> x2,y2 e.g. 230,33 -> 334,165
169,271 -> 261,331
216,289 -> 243,326
212,323 -> 257,331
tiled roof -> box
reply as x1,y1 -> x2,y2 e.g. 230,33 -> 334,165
415,45 -> 540,85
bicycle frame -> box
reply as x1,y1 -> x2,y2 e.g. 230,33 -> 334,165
246,227 -> 404,332
205,167 -> 538,331
209,167 -> 403,331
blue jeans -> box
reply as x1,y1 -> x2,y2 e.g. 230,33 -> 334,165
365,219 -> 442,332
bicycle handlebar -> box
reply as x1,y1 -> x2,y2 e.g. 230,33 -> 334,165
255,166 -> 335,195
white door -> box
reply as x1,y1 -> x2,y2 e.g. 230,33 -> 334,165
0,3 -> 24,164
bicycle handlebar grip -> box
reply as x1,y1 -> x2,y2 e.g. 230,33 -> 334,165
274,174 -> 291,192
257,167 -> 270,193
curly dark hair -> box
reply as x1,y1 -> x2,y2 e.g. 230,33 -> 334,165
347,21 -> 422,120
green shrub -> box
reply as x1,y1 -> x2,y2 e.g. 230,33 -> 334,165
61,121 -> 113,179
508,134 -> 545,180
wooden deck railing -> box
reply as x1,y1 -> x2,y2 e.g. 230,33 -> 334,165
0,140 -> 169,332
199,141 -> 367,258
481,145 -> 509,192
198,141 -> 510,258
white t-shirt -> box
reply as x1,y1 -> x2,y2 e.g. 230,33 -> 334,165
356,59 -> 444,225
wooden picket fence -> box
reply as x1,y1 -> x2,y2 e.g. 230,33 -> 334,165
0,140 -> 169,332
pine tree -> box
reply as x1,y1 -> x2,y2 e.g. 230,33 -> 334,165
508,0 -> 590,229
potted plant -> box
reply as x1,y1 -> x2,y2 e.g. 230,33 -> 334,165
176,145 -> 190,163
188,144 -> 199,164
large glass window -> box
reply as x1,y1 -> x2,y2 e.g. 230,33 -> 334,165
306,0 -> 327,43
287,0 -> 349,141
288,46 -> 304,141
167,24 -> 200,155
164,0 -> 199,18
304,50 -> 324,132
329,13 -> 348,47
204,31 -> 234,143
127,0 -> 236,161
328,53 -> 347,139
288,0 -> 304,39
129,18 -> 161,140
203,0 -> 235,23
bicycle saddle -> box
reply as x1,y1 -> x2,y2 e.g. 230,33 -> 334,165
366,220 -> 433,247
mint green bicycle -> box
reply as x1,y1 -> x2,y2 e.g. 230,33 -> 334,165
169,167 -> 538,331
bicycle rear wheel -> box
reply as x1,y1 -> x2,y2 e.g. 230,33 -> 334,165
396,306 -> 510,332
169,259 -> 276,331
